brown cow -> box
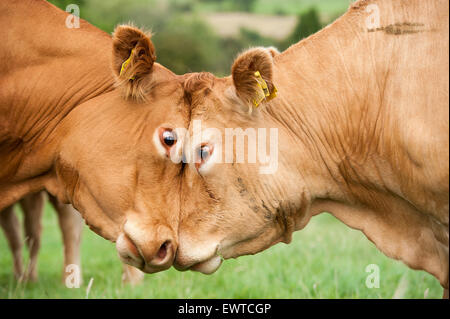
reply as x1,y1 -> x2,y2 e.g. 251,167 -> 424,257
170,0 -> 449,297
0,1 -> 187,273
0,192 -> 144,284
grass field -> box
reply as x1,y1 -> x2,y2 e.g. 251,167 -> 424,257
0,202 -> 442,299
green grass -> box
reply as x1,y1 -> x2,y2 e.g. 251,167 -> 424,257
0,202 -> 442,298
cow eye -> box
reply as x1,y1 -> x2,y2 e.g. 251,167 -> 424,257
199,145 -> 211,160
161,130 -> 177,147
196,144 -> 213,169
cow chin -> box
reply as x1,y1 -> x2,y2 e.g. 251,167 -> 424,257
190,256 -> 223,274
174,238 -> 222,274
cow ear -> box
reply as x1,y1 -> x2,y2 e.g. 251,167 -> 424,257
231,47 -> 277,110
112,24 -> 156,101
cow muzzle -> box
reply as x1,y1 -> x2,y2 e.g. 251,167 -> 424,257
116,224 -> 176,273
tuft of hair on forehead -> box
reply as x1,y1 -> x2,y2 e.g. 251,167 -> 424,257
182,72 -> 216,107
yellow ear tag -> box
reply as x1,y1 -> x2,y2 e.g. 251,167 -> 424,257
252,71 -> 276,108
267,85 -> 277,101
253,86 -> 267,108
119,48 -> 136,80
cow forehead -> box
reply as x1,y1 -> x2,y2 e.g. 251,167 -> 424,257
182,73 -> 220,113
182,72 -> 216,96
181,73 -> 236,123
145,80 -> 185,104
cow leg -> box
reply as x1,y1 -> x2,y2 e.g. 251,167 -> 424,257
122,264 -> 144,285
0,205 -> 24,280
48,194 -> 83,284
19,192 -> 45,282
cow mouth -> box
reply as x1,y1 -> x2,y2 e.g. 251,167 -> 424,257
174,245 -> 223,274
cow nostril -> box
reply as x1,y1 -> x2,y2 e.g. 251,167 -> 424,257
157,240 -> 171,260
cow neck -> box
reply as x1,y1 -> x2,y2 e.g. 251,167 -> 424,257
265,6 -> 374,203
0,1 -> 115,208
262,1 -> 449,291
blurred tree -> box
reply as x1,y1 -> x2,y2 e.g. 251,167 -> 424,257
237,0 -> 256,12
152,16 -> 228,75
280,7 -> 322,50
48,0 -> 85,10
238,28 -> 274,46
219,27 -> 275,73
169,0 -> 195,12
200,0 -> 256,12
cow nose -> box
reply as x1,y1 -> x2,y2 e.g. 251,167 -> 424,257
142,238 -> 174,269
116,226 -> 176,273
155,240 -> 171,260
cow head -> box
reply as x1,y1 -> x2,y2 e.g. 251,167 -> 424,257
51,25 -> 188,273
174,48 -> 311,274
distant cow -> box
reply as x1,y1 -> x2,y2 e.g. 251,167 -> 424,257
0,192 -> 143,284
167,0 -> 449,297
0,191 -> 82,282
